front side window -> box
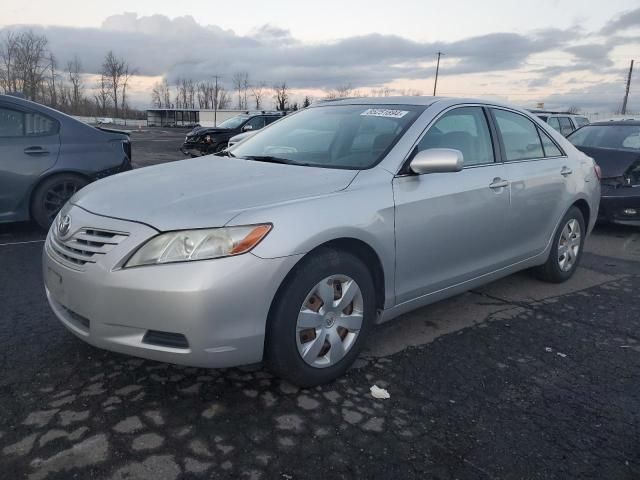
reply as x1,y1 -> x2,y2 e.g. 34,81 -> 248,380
492,109 -> 544,161
244,116 -> 266,130
0,107 -> 25,137
417,106 -> 494,166
231,104 -> 423,169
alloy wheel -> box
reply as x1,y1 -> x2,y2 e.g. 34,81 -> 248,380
557,218 -> 581,272
43,181 -> 79,222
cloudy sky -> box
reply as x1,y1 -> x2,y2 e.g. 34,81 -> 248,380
1,0 -> 639,112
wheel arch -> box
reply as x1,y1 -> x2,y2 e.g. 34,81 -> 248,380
572,198 -> 590,228
265,236 -> 387,351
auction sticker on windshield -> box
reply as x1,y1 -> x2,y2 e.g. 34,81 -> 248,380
360,108 -> 409,118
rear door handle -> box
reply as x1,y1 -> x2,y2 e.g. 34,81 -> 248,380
24,146 -> 50,155
489,178 -> 509,189
560,166 -> 573,176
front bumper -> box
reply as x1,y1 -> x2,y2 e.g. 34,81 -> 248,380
43,205 -> 302,368
180,141 -> 211,157
600,186 -> 640,226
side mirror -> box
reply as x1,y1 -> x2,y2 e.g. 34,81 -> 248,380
409,148 -> 464,174
242,124 -> 254,132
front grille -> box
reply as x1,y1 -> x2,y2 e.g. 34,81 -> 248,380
49,227 -> 128,269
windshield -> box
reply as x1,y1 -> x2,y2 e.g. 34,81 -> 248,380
218,115 -> 249,129
229,104 -> 423,169
569,124 -> 640,151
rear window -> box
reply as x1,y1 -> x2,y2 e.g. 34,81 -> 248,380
569,125 -> 640,151
574,117 -> 589,128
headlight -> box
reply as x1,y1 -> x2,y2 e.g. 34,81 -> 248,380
124,224 -> 271,268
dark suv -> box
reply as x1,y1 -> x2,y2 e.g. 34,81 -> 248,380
181,111 -> 285,156
0,94 -> 132,229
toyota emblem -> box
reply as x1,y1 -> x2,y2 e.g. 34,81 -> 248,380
58,215 -> 71,237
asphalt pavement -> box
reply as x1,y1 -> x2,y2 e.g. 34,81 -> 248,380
0,130 -> 639,479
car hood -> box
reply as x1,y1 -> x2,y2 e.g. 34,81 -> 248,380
575,146 -> 640,178
71,157 -> 358,231
187,126 -> 229,137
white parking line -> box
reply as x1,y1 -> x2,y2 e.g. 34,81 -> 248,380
0,239 -> 46,246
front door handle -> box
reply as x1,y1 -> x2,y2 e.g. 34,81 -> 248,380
561,166 -> 573,176
24,146 -> 50,155
489,178 -> 509,189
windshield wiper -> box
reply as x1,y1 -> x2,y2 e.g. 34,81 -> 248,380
214,150 -> 236,158
242,155 -> 308,166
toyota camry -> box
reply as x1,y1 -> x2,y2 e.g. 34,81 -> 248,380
43,97 -> 600,386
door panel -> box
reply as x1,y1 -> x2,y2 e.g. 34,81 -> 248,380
393,164 -> 510,303
503,159 -> 569,260
0,106 -> 60,220
491,108 -> 569,261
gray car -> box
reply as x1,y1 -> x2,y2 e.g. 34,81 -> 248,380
43,97 -> 600,386
0,94 -> 132,228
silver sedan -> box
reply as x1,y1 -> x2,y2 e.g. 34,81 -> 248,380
43,97 -> 600,386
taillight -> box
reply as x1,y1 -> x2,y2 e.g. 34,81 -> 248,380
594,164 -> 602,180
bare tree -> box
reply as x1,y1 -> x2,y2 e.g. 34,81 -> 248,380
94,74 -> 110,116
302,96 -> 312,108
0,31 -> 19,93
232,71 -> 249,109
251,81 -> 267,109
120,65 -> 136,124
567,105 -> 580,114
326,84 -> 354,100
102,50 -> 126,119
12,30 -> 50,100
217,86 -> 231,109
67,56 -> 83,110
371,86 -> 393,96
272,81 -> 289,111
46,52 -> 58,107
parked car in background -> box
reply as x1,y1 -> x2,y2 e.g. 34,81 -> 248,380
531,110 -> 590,137
568,121 -> 640,226
227,130 -> 257,148
180,111 -> 285,156
0,94 -> 132,229
44,97 -> 599,386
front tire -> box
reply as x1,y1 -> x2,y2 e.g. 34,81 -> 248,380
265,248 -> 376,387
534,206 -> 585,283
31,174 -> 88,230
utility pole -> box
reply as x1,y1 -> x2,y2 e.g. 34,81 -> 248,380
212,75 -> 221,126
621,60 -> 634,115
433,51 -> 444,96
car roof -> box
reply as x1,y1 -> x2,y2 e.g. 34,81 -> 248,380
587,120 -> 640,127
310,96 -> 534,111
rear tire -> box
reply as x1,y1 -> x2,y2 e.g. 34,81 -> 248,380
265,248 -> 376,387
31,174 -> 88,230
534,206 -> 585,283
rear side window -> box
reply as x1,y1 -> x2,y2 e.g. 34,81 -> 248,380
417,106 -> 495,166
265,116 -> 280,125
574,117 -> 589,128
558,117 -> 574,136
0,107 -> 25,137
492,109 -> 543,161
538,128 -> 563,157
548,117 -> 561,132
0,107 -> 58,137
